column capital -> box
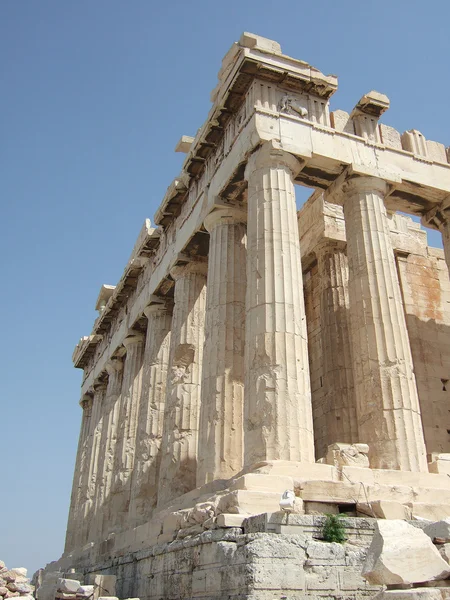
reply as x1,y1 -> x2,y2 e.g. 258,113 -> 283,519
245,141 -> 304,178
422,196 -> 450,231
313,238 -> 347,259
170,259 -> 208,281
143,298 -> 173,318
105,356 -> 123,376
324,164 -> 399,206
80,392 -> 93,410
93,379 -> 108,392
204,207 -> 247,232
123,331 -> 145,348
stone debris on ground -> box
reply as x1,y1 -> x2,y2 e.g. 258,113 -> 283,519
34,572 -> 122,600
362,520 -> 450,585
0,561 -> 34,600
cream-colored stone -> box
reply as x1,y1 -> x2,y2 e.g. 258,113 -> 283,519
197,208 -> 247,485
323,443 -> 369,468
109,332 -> 145,534
215,513 -> 247,527
409,503 -> 450,521
93,575 -> 116,600
244,142 -> 314,467
314,245 -> 359,458
337,176 -> 428,472
158,261 -> 207,507
217,490 -> 283,515
429,456 -> 450,475
57,580 -> 80,594
128,301 -> 172,527
379,124 -> 402,149
229,473 -> 294,493
174,135 -> 194,153
363,520 -> 450,585
60,33 -> 450,586
356,501 -> 412,520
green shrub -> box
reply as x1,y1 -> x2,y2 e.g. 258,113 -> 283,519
322,514 -> 346,543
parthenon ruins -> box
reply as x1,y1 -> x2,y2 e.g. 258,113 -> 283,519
55,32 -> 450,598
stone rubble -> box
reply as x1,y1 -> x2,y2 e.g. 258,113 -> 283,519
0,562 -> 34,600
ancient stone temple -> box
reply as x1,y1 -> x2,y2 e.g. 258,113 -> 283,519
48,33 -> 450,599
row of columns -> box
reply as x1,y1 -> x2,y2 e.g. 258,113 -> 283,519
66,142 -> 435,552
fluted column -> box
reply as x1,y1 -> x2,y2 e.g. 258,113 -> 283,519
64,393 -> 92,552
128,301 -> 172,527
110,332 -> 145,531
158,261 -> 207,506
93,357 -> 123,541
197,208 -> 247,486
423,197 -> 450,278
244,141 -> 315,467
81,379 -> 107,544
342,176 -> 427,471
316,241 -> 359,458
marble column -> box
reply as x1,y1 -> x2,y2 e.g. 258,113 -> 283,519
80,380 -> 107,544
64,393 -> 92,552
128,301 -> 172,527
423,197 -> 450,279
244,142 -> 315,467
197,208 -> 247,486
94,357 -> 123,541
342,175 -> 427,471
316,240 -> 359,457
158,261 -> 207,507
111,332 -> 145,531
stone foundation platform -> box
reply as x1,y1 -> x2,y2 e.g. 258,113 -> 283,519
44,516 -> 385,600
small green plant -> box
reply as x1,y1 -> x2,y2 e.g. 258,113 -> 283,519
322,513 -> 346,544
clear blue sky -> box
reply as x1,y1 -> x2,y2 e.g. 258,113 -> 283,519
1,0 -> 449,576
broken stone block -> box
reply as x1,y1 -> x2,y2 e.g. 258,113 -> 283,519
9,571 -> 26,582
92,575 -> 115,600
57,580 -> 81,594
216,513 -> 246,527
362,520 -> 450,585
424,519 -> 450,542
76,586 -> 94,597
0,588 -> 8,597
323,443 -> 370,468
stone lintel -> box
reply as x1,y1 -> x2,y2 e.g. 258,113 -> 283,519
203,206 -> 247,232
324,164 -> 400,206
245,140 -> 306,177
123,331 -> 145,348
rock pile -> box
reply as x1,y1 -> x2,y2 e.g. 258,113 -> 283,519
0,562 -> 34,600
